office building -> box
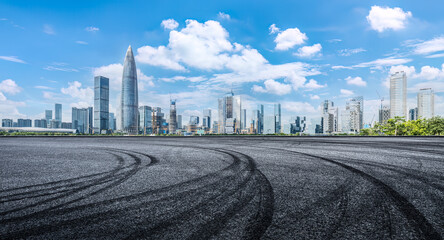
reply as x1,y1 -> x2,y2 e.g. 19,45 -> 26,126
177,114 -> 182,129
55,103 -> 62,122
203,109 -> 211,129
390,71 -> 407,119
45,110 -> 52,127
94,76 -> 109,134
321,100 -> 338,134
218,91 -> 241,134
109,113 -> 116,131
2,119 -> 13,127
241,109 -> 246,130
257,104 -> 264,134
61,122 -> 72,129
341,96 -> 363,133
72,107 -> 93,134
34,119 -> 47,128
289,116 -> 306,133
274,103 -> 281,133
169,100 -> 177,134
409,108 -> 418,121
189,115 -> 199,125
152,107 -> 164,134
120,45 -> 139,134
17,119 -> 32,127
379,105 -> 390,124
264,116 -> 276,134
417,88 -> 434,119
139,106 -> 152,134
49,119 -> 61,128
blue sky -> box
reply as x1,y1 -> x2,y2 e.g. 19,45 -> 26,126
1,0 -> 443,125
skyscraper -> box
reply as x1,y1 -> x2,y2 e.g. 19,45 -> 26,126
274,103 -> 281,133
55,103 -> 62,123
177,114 -> 182,129
258,104 -> 264,134
139,106 -> 152,134
379,105 -> 390,124
94,76 -> 109,134
264,115 -> 276,134
409,108 -> 418,121
241,109 -> 246,130
2,119 -> 13,127
169,100 -> 177,134
321,100 -> 338,134
120,45 -> 138,134
341,96 -> 363,133
189,116 -> 199,125
17,119 -> 32,127
203,109 -> 211,129
218,91 -> 241,134
417,88 -> 434,119
109,113 -> 116,131
390,71 -> 407,119
72,107 -> 93,134
45,110 -> 52,127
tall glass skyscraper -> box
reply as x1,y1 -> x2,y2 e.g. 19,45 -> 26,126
274,103 -> 281,133
417,88 -> 434,119
169,100 -> 177,134
94,76 -> 109,133
120,46 -> 138,134
218,91 -> 241,134
55,103 -> 62,123
72,107 -> 93,134
390,71 -> 407,119
45,110 -> 52,127
139,106 -> 152,134
203,109 -> 211,129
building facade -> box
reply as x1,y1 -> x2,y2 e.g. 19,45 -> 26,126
274,103 -> 281,133
17,119 -> 32,127
218,91 -> 241,134
321,100 -> 338,134
409,108 -> 418,121
390,71 -> 407,119
169,100 -> 177,134
203,109 -> 211,129
120,46 -> 139,134
379,105 -> 390,124
55,103 -> 62,123
94,76 -> 109,133
264,115 -> 276,134
417,88 -> 434,119
139,106 -> 152,134
45,110 -> 52,127
72,107 -> 93,134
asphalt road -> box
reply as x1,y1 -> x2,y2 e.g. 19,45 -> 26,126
0,136 -> 443,240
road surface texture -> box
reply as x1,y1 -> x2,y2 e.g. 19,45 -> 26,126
0,136 -> 443,240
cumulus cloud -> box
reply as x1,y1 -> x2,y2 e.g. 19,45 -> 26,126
354,57 -> 412,69
159,76 -> 207,83
43,24 -> 55,35
388,64 -> 444,92
61,81 -> 93,102
304,79 -> 326,90
294,43 -> 322,58
161,19 -> 179,30
85,26 -> 99,32
345,76 -> 367,87
0,56 -> 26,64
411,36 -> 444,56
274,27 -> 307,51
269,24 -> 280,34
0,79 -> 22,94
310,94 -> 320,100
218,12 -> 230,20
366,6 -> 412,32
340,89 -> 354,97
338,48 -> 366,56
282,101 -> 317,113
252,79 -> 291,95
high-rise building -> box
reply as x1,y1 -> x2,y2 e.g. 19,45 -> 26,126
61,122 -> 72,129
218,91 -> 241,134
264,115 -> 276,134
409,108 -> 418,121
258,104 -> 264,134
212,121 -> 218,133
241,109 -> 246,130
252,110 -> 260,133
379,105 -> 390,124
169,100 -> 177,134
177,114 -> 182,129
34,119 -> 47,128
55,103 -> 62,122
274,103 -> 281,133
17,119 -> 32,127
321,100 -> 338,133
341,96 -> 363,133
49,119 -> 61,128
203,109 -> 211,129
152,107 -> 164,134
139,106 -> 152,134
120,45 -> 138,134
189,116 -> 199,125
417,88 -> 434,119
390,71 -> 407,119
45,110 -> 52,127
109,113 -> 116,131
1,119 -> 13,127
72,107 -> 93,134
289,116 -> 306,133
94,76 -> 109,134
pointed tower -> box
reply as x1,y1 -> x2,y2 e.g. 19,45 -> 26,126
120,45 -> 139,134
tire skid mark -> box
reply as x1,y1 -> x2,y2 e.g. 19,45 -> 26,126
0,149 -> 155,224
282,148 -> 442,240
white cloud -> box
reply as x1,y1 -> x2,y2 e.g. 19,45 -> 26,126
338,48 -> 366,56
0,94 -> 26,120
282,101 -> 317,113
304,79 -> 326,90
159,76 -> 207,83
354,57 -> 412,68
44,66 -> 78,72
76,41 -> 88,45
366,6 -> 412,32
93,63 -> 154,91
310,94 -> 320,100
332,65 -> 353,70
345,76 -> 367,87
61,81 -> 93,102
136,45 -> 185,71
0,92 -> 6,101
0,56 -> 26,64
340,89 -> 354,97
327,39 -> 342,43
252,79 -> 291,95
274,27 -> 307,51
0,79 -> 22,94
389,64 -> 444,92
161,19 -> 179,30
294,43 -> 322,58
43,24 -> 55,35
426,53 -> 444,58
269,24 -> 280,34
412,36 -> 444,56
218,12 -> 230,20
85,26 -> 99,32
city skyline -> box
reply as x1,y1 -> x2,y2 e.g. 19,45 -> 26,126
0,0 -> 443,126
